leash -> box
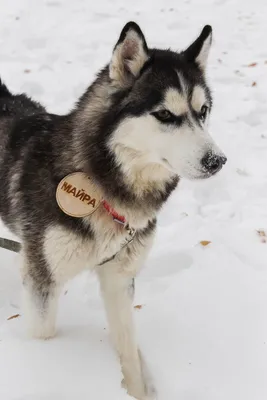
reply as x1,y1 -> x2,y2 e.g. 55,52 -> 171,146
0,237 -> 21,253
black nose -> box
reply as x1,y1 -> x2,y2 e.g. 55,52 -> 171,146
201,152 -> 227,175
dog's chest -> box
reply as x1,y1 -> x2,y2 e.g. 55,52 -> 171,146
43,223 -> 141,282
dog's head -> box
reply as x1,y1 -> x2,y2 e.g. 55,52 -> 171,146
107,22 -> 226,180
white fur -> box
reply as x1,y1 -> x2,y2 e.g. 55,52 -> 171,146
191,85 -> 206,112
164,88 -> 188,115
21,252 -> 59,339
22,285 -> 58,339
43,214 -> 154,283
196,32 -> 212,70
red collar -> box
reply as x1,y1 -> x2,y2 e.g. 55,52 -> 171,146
102,200 -> 126,225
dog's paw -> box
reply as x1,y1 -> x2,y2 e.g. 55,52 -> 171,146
139,350 -> 157,399
120,350 -> 157,400
27,322 -> 56,340
121,372 -> 157,400
141,379 -> 157,400
121,377 -> 127,390
143,383 -> 157,400
121,383 -> 157,400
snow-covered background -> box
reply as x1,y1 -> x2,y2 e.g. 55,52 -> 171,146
1,0 -> 267,399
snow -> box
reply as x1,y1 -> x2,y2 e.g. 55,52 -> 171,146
0,0 -> 267,399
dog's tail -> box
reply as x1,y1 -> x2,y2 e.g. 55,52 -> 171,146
0,78 -> 12,98
0,78 -> 45,117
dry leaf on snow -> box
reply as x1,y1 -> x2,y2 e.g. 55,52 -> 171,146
248,62 -> 257,67
200,240 -> 211,247
134,305 -> 143,310
7,314 -> 21,321
257,230 -> 266,243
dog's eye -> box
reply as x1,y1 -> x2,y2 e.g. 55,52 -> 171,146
152,110 -> 172,122
199,105 -> 208,122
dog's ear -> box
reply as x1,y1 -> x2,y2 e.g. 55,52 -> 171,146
109,22 -> 149,87
183,25 -> 212,71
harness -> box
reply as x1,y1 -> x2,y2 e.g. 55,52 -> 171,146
0,200 -> 136,266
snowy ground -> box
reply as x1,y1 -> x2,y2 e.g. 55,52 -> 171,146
1,0 -> 267,399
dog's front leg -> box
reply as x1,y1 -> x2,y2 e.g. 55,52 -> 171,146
21,250 -> 60,340
98,263 -> 155,400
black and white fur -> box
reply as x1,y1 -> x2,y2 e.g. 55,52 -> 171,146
0,22 -> 226,399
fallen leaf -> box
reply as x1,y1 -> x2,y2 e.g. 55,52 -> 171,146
248,62 -> 257,67
7,314 -> 21,321
24,69 -> 31,73
257,230 -> 266,243
134,305 -> 143,310
252,81 -> 257,87
200,240 -> 211,247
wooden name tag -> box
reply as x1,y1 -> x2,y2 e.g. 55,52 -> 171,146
56,172 -> 101,218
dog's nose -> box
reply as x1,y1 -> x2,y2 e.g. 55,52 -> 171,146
201,152 -> 227,175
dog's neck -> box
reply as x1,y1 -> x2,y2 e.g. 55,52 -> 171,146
101,159 -> 178,229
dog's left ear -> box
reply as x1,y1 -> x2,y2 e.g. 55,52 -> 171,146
109,22 -> 149,88
183,25 -> 212,71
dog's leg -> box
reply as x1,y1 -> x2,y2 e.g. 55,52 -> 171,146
98,264 -> 156,400
22,253 -> 60,340
22,282 -> 59,339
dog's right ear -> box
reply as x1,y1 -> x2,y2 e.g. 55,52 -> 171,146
109,22 -> 149,88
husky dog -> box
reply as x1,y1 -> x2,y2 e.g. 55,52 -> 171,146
0,22 -> 226,399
